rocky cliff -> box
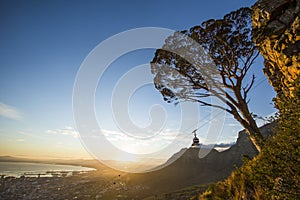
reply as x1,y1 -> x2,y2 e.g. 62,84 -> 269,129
252,0 -> 300,97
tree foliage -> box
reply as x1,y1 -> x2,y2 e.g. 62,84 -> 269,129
151,7 -> 264,151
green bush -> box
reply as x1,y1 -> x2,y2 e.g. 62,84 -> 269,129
200,78 -> 300,199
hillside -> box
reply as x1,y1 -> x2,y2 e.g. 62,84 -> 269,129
125,123 -> 275,197
200,83 -> 300,199
199,0 -> 300,199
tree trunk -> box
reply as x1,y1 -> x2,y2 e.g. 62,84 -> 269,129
228,85 -> 265,152
229,99 -> 264,152
244,113 -> 265,151
238,99 -> 265,152
247,132 -> 262,153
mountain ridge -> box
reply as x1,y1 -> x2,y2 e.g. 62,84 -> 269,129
128,122 -> 276,197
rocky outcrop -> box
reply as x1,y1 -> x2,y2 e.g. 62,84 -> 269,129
252,0 -> 300,97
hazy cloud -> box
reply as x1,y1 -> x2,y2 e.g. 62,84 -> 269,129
226,123 -> 239,127
46,126 -> 79,138
0,102 -> 23,120
18,131 -> 45,140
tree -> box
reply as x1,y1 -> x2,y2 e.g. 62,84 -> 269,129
151,8 -> 264,152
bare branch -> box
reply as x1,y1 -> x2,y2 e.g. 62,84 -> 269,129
243,74 -> 255,100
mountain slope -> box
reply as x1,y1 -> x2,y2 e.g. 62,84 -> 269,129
128,123 -> 275,196
199,0 -> 300,198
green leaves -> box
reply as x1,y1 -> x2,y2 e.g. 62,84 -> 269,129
151,7 -> 257,106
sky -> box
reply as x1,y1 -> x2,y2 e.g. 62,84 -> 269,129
0,0 -> 276,163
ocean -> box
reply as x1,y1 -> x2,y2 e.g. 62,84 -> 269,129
0,161 -> 95,177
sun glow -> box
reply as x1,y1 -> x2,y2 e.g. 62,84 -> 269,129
114,153 -> 138,162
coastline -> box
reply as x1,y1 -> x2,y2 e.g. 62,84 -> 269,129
0,165 -> 143,200
0,161 -> 97,178
0,170 -> 104,199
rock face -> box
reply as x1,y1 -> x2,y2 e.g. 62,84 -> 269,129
252,0 -> 300,97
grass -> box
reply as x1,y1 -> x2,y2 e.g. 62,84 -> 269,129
198,78 -> 300,200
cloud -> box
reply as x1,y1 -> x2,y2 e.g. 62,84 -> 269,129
100,128 -> 181,143
226,123 -> 240,127
98,129 -> 180,154
0,102 -> 23,120
213,142 -> 235,148
18,131 -> 46,140
99,128 -> 192,150
46,126 -> 79,138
